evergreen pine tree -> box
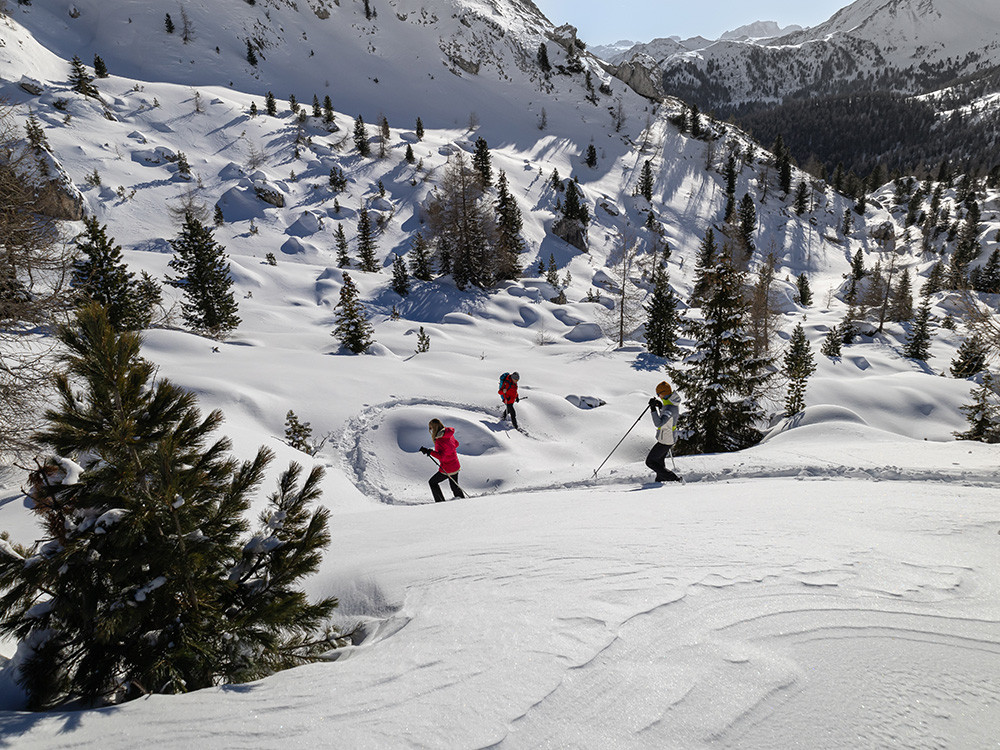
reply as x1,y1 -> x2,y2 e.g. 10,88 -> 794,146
585,144 -> 598,169
328,166 -> 347,193
796,273 -> 812,306
0,305 -> 340,708
643,265 -> 681,358
493,171 -> 524,282
214,205 -> 225,227
71,217 -> 153,331
93,55 -> 108,79
975,249 -> 1000,293
690,227 -> 718,306
334,224 -> 351,268
921,261 -> 946,296
332,273 -> 373,353
69,56 -> 98,97
24,110 -> 49,153
284,410 -> 313,453
903,298 -> 933,360
405,144 -> 415,164
889,269 -> 913,321
311,95 -> 322,118
670,248 -> 772,454
954,372 -> 1000,442
782,323 -> 815,416
322,95 -> 335,126
638,160 -> 654,202
408,232 -> 434,281
353,116 -> 370,157
723,152 -> 737,221
851,249 -> 865,280
416,326 -> 431,353
737,192 -> 756,255
265,91 -> 277,116
391,254 -> 410,296
166,214 -> 240,338
165,13 -> 175,33
537,42 -> 551,73
821,324 -> 842,357
356,208 -> 378,273
561,179 -> 589,224
793,180 -> 809,215
689,103 -> 702,138
246,40 -> 258,67
415,117 -> 424,140
472,137 -> 492,188
950,334 -> 988,379
772,134 -> 791,195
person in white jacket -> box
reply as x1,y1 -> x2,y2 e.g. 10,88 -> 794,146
646,381 -> 681,483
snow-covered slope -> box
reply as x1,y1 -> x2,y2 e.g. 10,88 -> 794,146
1,0 -> 999,745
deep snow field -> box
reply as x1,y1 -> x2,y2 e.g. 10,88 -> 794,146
1,0 -> 999,746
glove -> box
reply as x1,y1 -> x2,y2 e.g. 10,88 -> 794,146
648,397 -> 660,409
420,447 -> 431,456
515,396 -> 520,402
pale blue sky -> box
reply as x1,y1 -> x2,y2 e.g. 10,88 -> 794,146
532,0 -> 853,45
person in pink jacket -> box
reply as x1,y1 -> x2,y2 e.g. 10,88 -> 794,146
420,418 -> 467,502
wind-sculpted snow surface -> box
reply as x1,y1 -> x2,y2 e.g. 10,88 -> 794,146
2,479 -> 998,748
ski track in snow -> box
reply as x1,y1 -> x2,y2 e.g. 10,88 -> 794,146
335,397 -> 1000,505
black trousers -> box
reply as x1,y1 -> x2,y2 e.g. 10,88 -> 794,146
645,442 -> 680,482
502,402 -> 518,429
429,471 -> 465,502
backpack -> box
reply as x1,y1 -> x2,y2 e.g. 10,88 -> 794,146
499,372 -> 510,392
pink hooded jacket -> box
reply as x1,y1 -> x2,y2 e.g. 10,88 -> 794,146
430,427 -> 461,474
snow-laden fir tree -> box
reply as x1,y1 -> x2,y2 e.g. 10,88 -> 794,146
954,372 -> 1000,442
643,265 -> 680,359
736,192 -> 756,257
284,410 -> 313,453
93,55 -> 108,79
72,216 -> 156,331
796,273 -> 812,306
889,268 -> 913,321
493,171 -> 523,281
166,214 -> 240,338
408,232 -> 434,281
0,304 -> 342,709
903,297 -> 933,361
334,223 -> 351,268
950,334 -> 989,379
332,272 -> 373,354
821,323 -> 843,357
637,160 -> 654,203
415,117 -> 424,140
265,91 -> 277,116
472,137 -> 492,188
689,227 -> 718,306
782,323 -> 815,416
670,245 -> 772,454
391,254 -> 410,296
356,208 -> 378,273
68,56 -> 98,97
353,116 -> 370,157
585,144 -> 597,169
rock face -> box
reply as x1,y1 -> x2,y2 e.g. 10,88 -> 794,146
550,24 -> 579,53
33,151 -> 85,221
608,58 -> 664,101
870,221 -> 896,245
552,216 -> 587,252
254,184 -> 286,208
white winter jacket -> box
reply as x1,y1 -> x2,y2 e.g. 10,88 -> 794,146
651,400 -> 679,445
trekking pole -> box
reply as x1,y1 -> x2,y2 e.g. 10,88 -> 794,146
669,445 -> 678,472
424,453 -> 471,498
592,405 -> 650,477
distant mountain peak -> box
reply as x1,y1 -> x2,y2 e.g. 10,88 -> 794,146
719,21 -> 802,41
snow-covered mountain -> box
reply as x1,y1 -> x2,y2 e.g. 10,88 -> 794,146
719,21 -> 802,41
1,0 -> 999,744
615,0 -> 1000,109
